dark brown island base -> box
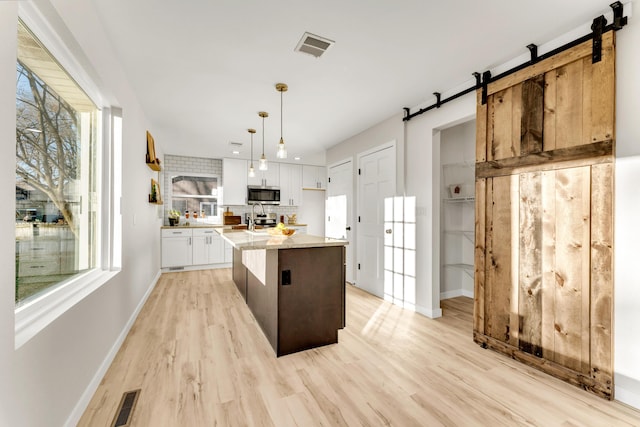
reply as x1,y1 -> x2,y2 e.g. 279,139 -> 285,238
219,229 -> 348,357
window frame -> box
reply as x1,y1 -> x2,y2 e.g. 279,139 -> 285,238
169,172 -> 222,223
14,3 -> 121,349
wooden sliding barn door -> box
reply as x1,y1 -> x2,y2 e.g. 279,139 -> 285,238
474,32 -> 615,399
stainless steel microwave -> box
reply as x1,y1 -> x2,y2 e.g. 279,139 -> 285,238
247,186 -> 280,205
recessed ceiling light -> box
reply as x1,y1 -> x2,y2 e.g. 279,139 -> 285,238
294,156 -> 301,161
232,150 -> 240,155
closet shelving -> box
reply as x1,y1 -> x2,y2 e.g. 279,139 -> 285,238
442,161 -> 475,280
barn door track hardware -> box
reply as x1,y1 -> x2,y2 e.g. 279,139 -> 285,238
403,1 -> 628,121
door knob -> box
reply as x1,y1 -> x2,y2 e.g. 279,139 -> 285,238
346,226 -> 351,231
385,229 -> 392,234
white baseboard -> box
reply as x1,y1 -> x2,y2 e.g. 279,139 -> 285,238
615,373 -> 640,410
64,270 -> 161,427
161,262 -> 231,273
440,289 -> 474,300
416,304 -> 442,319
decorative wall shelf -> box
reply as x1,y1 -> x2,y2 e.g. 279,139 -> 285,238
146,161 -> 161,171
146,130 -> 161,171
443,197 -> 475,203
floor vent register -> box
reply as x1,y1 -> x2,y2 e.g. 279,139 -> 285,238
111,389 -> 141,427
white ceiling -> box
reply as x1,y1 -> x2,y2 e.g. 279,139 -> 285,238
91,0 -> 614,163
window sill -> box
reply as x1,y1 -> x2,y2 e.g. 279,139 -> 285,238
15,269 -> 120,349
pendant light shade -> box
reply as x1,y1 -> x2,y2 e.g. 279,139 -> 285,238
248,128 -> 256,178
258,111 -> 268,171
276,83 -> 288,159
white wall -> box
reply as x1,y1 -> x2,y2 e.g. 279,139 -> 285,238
327,2 -> 640,408
1,1 -> 163,425
613,0 -> 640,408
326,113 -> 405,291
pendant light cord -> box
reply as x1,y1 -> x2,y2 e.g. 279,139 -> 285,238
262,115 -> 265,155
280,90 -> 283,141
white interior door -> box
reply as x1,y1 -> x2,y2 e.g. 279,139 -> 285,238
357,144 -> 396,297
326,159 -> 354,282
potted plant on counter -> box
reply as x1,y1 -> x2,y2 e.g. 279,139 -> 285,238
168,209 -> 180,226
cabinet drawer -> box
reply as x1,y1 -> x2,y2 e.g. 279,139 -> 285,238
162,228 -> 193,238
17,239 -> 59,258
18,259 -> 60,277
192,228 -> 216,237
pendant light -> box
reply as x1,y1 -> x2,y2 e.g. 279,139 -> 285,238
258,111 -> 268,171
248,128 -> 256,178
275,83 -> 288,159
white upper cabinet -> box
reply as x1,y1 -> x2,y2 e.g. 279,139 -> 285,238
279,163 -> 302,206
223,158 -> 248,205
303,165 -> 326,190
248,162 -> 280,187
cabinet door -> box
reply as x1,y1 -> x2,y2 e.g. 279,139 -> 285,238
247,169 -> 262,187
264,163 -> 280,186
209,233 -> 225,264
248,163 -> 280,187
192,235 -> 208,265
223,158 -> 248,205
224,241 -> 232,263
279,163 -> 302,206
316,166 -> 326,190
303,165 -> 326,189
161,236 -> 192,267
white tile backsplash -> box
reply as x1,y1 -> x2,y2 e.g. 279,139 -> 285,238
162,154 -> 301,225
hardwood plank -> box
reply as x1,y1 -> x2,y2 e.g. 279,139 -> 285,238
555,60 -> 584,149
490,86 -> 518,160
511,82 -> 523,157
78,271 -> 637,425
486,89 -> 496,161
473,178 -> 486,335
509,174 -> 520,348
520,75 -> 544,155
475,139 -> 613,179
541,171 -> 557,362
590,163 -> 614,394
582,55 -> 594,147
589,32 -> 616,144
486,176 -> 513,343
476,90 -> 488,162
543,68 -> 557,151
552,167 -> 591,373
518,172 -> 543,357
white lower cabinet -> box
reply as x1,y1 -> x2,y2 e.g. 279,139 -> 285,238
162,228 -> 231,268
192,228 -> 225,265
161,228 -> 193,268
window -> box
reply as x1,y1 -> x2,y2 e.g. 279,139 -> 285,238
15,21 -> 99,305
170,174 -> 220,221
14,9 -> 120,348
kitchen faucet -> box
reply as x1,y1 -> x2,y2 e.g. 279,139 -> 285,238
249,203 -> 265,231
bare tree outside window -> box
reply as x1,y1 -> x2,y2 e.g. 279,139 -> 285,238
16,61 -> 80,234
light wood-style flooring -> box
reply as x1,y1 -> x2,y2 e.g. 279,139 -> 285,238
79,269 -> 640,426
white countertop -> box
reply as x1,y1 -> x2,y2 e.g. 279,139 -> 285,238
161,224 -> 225,229
217,228 -> 348,250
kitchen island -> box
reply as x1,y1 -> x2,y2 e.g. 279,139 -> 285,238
219,229 -> 348,356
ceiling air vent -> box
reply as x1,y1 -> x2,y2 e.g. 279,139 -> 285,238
295,32 -> 334,58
